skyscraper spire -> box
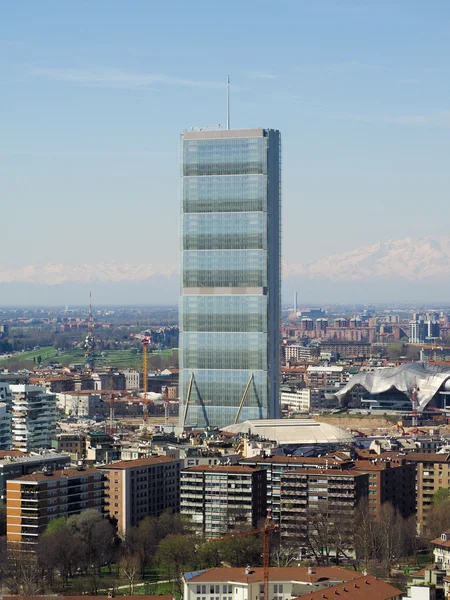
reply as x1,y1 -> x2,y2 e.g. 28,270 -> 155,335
227,75 -> 230,130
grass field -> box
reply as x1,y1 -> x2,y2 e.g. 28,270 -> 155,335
0,347 -> 178,370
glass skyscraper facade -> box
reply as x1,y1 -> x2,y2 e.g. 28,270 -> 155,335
179,128 -> 281,429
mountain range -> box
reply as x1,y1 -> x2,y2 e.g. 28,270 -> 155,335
1,236 -> 450,305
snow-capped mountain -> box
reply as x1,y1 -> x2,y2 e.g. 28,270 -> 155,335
285,236 -> 450,281
1,237 -> 450,304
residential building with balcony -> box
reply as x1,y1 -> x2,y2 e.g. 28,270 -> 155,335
280,468 -> 368,547
0,451 -> 70,503
353,458 -> 416,519
180,465 -> 267,537
6,466 -> 105,548
0,402 -> 11,449
240,455 -> 354,524
102,456 -> 182,534
9,385 -> 57,451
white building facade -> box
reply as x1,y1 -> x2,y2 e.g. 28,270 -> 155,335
9,385 -> 57,451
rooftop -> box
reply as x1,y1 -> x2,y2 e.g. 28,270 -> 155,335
241,456 -> 352,466
284,468 -> 364,477
0,452 -> 70,467
221,419 -> 354,445
102,456 -> 181,470
292,574 -> 402,600
8,467 -> 102,483
184,566 -> 359,585
182,465 -> 258,474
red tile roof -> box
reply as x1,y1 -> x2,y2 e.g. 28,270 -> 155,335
184,566 -> 359,584
292,574 -> 402,600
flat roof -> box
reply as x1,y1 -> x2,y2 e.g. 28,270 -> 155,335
182,128 -> 265,140
182,465 -> 258,475
8,467 -> 102,483
102,456 -> 181,470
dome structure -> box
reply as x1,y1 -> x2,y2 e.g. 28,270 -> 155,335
221,418 -> 354,445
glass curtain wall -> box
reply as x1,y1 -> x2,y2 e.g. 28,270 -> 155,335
179,129 -> 281,428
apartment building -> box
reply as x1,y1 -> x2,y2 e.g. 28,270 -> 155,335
9,384 -> 57,451
304,366 -> 345,387
240,455 -> 354,523
280,469 -> 368,546
0,451 -> 70,502
123,370 -> 142,391
6,466 -> 105,548
102,456 -> 182,533
353,458 -> 416,519
180,465 -> 267,537
51,433 -> 85,457
409,453 -> 450,532
0,402 -> 11,449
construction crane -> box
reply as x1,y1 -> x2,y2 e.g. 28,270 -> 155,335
162,385 -> 169,425
108,393 -> 115,435
142,336 -> 151,424
210,511 -> 277,600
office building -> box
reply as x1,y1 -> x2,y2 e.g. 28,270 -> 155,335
9,385 -> 57,451
6,466 -> 105,548
180,464 -> 267,537
179,128 -> 281,428
409,317 -> 425,344
102,456 -> 183,533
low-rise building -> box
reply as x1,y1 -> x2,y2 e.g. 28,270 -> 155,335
183,566 -> 362,600
102,456 -> 182,533
181,465 -> 267,537
6,466 -> 105,548
51,433 -> 85,457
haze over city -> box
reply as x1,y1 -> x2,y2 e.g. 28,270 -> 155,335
2,1 -> 450,303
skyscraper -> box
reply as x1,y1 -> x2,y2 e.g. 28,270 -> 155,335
179,128 -> 281,429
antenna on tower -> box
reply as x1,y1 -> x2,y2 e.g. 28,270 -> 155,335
85,291 -> 96,372
227,75 -> 230,130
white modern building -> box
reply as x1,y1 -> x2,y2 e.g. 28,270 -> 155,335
280,389 -> 311,413
9,385 -> 57,451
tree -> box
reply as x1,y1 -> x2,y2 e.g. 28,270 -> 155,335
155,534 -> 197,596
422,489 -> 450,542
120,552 -> 140,595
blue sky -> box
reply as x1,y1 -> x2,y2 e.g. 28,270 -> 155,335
2,0 -> 450,273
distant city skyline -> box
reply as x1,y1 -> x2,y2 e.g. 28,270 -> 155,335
2,0 -> 450,296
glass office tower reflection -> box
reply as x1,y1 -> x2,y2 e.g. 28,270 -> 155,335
179,128 -> 281,428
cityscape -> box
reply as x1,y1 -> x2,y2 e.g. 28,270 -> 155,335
2,2 -> 450,600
